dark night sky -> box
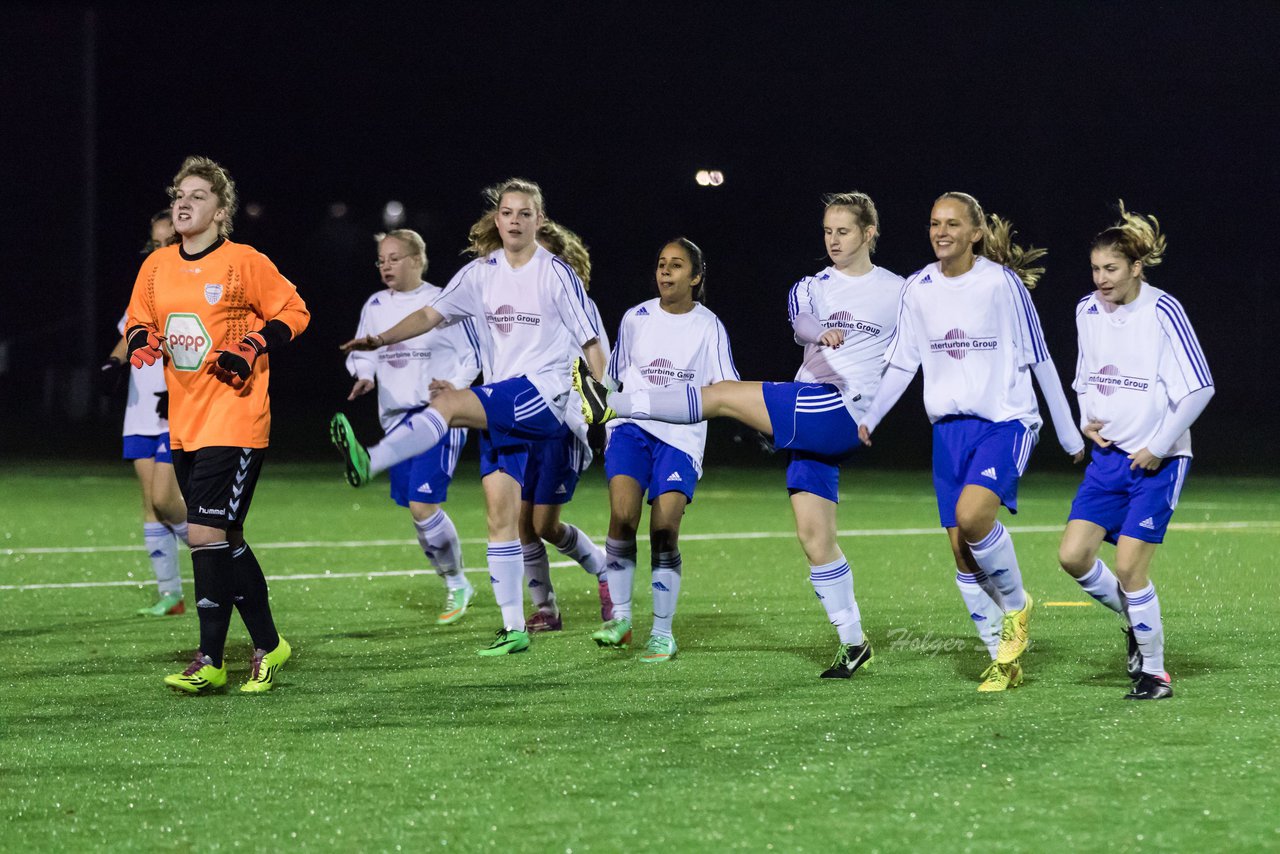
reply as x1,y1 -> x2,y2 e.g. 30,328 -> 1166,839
4,3 -> 1277,470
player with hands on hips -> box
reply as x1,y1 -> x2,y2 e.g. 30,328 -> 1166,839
341,229 -> 482,626
1057,202 -> 1212,701
333,178 -> 607,657
857,192 -> 1085,693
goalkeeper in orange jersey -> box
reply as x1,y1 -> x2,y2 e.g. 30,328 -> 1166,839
126,155 -> 310,694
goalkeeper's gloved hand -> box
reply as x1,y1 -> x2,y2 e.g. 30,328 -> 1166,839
210,331 -> 268,389
155,390 -> 169,420
126,326 -> 165,368
99,357 -> 127,394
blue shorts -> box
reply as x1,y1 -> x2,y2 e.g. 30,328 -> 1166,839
762,382 -> 861,458
521,427 -> 584,505
477,432 -> 530,488
1068,445 -> 1190,544
123,433 -> 173,464
932,416 -> 1037,528
474,376 -> 565,446
786,453 -> 842,504
604,422 -> 698,504
386,422 -> 466,508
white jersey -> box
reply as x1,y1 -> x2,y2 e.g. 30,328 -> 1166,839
607,298 -> 739,475
1073,283 -> 1211,458
433,246 -> 600,421
886,256 -> 1051,429
116,313 -> 167,437
345,282 -> 482,433
562,298 -> 611,471
788,264 -> 905,421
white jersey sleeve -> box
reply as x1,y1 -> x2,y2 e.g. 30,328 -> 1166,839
117,312 -> 167,437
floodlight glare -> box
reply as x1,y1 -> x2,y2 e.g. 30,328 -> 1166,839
695,170 -> 711,186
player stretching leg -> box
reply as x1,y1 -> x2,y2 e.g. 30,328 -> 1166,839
857,192 -> 1084,692
1057,202 -> 1212,700
586,237 -> 737,662
336,179 -> 608,656
515,222 -> 611,633
339,229 -> 481,625
578,194 -> 898,677
102,210 -> 189,616
127,156 -> 309,693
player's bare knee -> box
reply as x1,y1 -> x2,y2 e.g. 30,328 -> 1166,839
1058,544 -> 1093,578
608,517 -> 638,542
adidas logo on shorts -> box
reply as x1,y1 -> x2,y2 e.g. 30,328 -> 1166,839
417,482 -> 433,493
1139,517 -> 1156,530
555,484 -> 567,494
666,471 -> 683,482
981,467 -> 998,480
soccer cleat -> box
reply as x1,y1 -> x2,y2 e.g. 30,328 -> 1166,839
819,639 -> 874,678
639,634 -> 678,664
138,593 -> 185,617
572,357 -> 615,425
329,413 -> 371,487
996,592 -> 1033,664
437,584 -> 475,625
1124,627 -> 1143,681
525,609 -> 564,633
477,628 -> 531,656
1125,671 -> 1173,700
164,652 -> 227,694
598,577 -> 614,622
591,617 -> 632,648
240,636 -> 292,693
977,659 -> 1024,692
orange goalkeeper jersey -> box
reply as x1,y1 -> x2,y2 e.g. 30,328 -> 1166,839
126,239 -> 310,451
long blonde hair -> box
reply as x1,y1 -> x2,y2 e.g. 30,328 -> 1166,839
1090,200 -> 1166,271
936,191 -> 1046,288
537,220 -> 592,289
465,177 -> 546,257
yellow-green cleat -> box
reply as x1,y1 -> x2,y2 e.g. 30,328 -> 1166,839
164,653 -> 227,694
477,628 -> 530,656
591,617 -> 632,649
996,592 -> 1033,664
330,413 -> 371,487
240,636 -> 292,693
138,593 -> 185,617
437,583 -> 475,625
572,357 -> 616,425
977,659 -> 1024,692
639,634 -> 677,663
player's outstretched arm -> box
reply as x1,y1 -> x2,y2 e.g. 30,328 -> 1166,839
341,306 -> 443,352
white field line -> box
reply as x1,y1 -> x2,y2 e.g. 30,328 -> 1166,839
2,519 -> 1277,592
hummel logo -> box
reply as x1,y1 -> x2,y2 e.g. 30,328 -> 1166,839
921,274 -> 932,283
196,597 -> 219,608
652,581 -> 670,592
1139,517 -> 1156,530
981,467 -> 997,480
1087,304 -> 1099,314
555,484 -> 567,494
1133,622 -> 1153,632
666,471 -> 683,482
635,306 -> 649,315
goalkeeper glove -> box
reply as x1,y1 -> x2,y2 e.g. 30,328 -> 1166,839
126,326 -> 165,368
211,331 -> 268,389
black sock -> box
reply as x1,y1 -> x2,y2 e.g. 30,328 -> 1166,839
232,542 -> 280,651
191,542 -> 235,667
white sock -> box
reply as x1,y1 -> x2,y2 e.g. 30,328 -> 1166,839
167,521 -> 189,546
1124,582 -> 1165,676
523,541 -> 557,614
143,522 -> 182,596
368,409 -> 448,476
610,384 -> 702,423
486,540 -> 525,631
967,521 -> 1027,612
650,550 -> 683,638
808,556 -> 864,645
555,524 -> 605,576
1075,557 -> 1124,615
956,571 -> 1002,659
414,510 -> 466,589
604,537 -> 636,621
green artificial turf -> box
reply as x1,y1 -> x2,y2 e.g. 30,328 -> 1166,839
2,462 -> 1278,851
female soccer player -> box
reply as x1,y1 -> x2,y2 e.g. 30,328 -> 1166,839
127,156 -> 310,693
102,210 -> 189,616
1057,203 -> 1212,700
577,194 -> 900,676
584,237 -> 737,663
856,192 -> 1084,692
514,220 -> 611,633
334,178 -> 608,656
343,229 -> 481,625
